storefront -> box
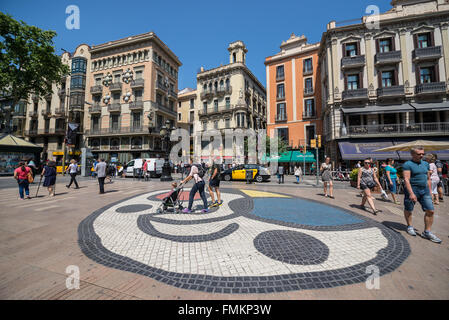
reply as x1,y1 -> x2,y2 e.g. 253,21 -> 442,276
0,134 -> 42,175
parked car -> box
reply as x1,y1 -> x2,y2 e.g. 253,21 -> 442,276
125,158 -> 165,178
220,164 -> 271,182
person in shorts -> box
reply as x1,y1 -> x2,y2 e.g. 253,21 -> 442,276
403,147 -> 441,243
208,162 -> 222,207
433,154 -> 444,202
385,158 -> 399,205
357,158 -> 382,215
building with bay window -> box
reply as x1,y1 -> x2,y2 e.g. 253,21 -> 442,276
319,0 -> 449,165
84,32 -> 181,163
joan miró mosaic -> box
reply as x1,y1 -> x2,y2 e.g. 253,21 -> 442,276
78,188 -> 410,294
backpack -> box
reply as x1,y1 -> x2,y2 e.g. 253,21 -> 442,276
442,162 -> 448,175
194,164 -> 206,178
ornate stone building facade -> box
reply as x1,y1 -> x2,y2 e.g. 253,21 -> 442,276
85,32 -> 181,163
195,41 -> 267,163
319,0 -> 449,164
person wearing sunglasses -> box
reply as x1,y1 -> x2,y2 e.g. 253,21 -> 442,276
357,158 -> 382,214
403,147 -> 441,243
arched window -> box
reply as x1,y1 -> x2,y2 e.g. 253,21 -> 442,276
226,78 -> 230,90
233,52 -> 236,63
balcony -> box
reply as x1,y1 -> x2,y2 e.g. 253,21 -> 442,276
375,51 -> 402,65
41,109 -> 52,118
276,94 -> 285,101
107,103 -> 121,113
412,46 -> 442,62
342,88 -> 368,102
152,102 -> 176,118
90,85 -> 103,94
377,85 -> 405,99
109,82 -> 122,92
88,105 -> 102,114
54,128 -> 65,135
276,74 -> 285,81
25,129 -> 38,136
304,87 -> 314,96
28,111 -> 38,118
217,86 -> 232,96
341,55 -> 365,69
303,111 -> 316,119
129,100 -> 143,110
275,113 -> 287,122
200,88 -> 213,100
199,105 -> 233,117
131,144 -> 143,150
156,81 -> 167,93
12,111 -> 26,118
69,105 -> 84,112
130,78 -> 145,88
341,122 -> 449,138
85,126 -> 149,136
168,90 -> 177,99
54,108 -> 66,117
415,82 -> 446,96
303,68 -> 313,76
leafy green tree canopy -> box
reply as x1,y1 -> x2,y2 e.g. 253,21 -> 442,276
0,12 -> 69,104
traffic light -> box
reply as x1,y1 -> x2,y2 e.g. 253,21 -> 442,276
317,135 -> 321,148
310,139 -> 316,148
299,146 -> 303,153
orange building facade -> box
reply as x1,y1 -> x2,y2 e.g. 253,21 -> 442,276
265,34 -> 322,151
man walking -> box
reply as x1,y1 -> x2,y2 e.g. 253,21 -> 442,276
278,165 -> 284,184
208,162 -> 223,207
96,158 -> 107,194
403,147 -> 441,243
433,154 -> 445,202
66,159 -> 80,189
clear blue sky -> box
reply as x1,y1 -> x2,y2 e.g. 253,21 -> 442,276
1,0 -> 391,90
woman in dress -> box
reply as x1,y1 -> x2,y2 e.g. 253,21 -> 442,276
320,157 -> 334,198
425,154 -> 440,205
357,158 -> 382,214
41,160 -> 57,197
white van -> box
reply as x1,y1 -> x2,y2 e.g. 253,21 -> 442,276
125,158 -> 165,178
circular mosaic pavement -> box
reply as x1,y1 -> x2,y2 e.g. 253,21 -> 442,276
78,188 -> 410,294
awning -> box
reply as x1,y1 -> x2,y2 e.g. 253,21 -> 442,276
0,134 -> 43,153
341,104 -> 414,115
291,151 -> 316,163
410,101 -> 449,112
339,140 -> 399,160
392,137 -> 449,160
261,151 -> 292,162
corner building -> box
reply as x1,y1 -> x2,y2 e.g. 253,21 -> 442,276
85,32 -> 181,163
320,0 -> 449,165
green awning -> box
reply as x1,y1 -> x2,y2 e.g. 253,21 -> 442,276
291,151 -> 316,163
261,151 -> 292,162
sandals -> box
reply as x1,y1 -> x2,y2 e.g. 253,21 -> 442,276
373,209 -> 382,215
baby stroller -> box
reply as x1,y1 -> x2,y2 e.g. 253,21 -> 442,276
156,182 -> 185,214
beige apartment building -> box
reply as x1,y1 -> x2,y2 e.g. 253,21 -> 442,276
84,32 -> 182,164
177,88 -> 196,157
319,0 -> 449,164
23,44 -> 90,163
195,41 -> 267,163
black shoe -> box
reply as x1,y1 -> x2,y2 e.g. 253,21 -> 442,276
75,187 -> 80,189
66,185 -> 70,188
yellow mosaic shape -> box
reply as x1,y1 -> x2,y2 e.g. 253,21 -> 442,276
240,189 -> 290,198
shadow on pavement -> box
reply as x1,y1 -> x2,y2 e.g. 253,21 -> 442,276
382,221 -> 408,234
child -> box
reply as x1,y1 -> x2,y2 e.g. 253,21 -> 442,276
162,182 -> 179,210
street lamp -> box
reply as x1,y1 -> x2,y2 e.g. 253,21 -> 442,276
160,119 -> 174,181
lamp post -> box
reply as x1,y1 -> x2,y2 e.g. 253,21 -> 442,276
160,119 -> 174,181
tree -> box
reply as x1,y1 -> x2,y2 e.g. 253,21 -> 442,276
0,12 -> 69,114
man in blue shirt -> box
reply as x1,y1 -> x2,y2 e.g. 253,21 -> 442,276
403,146 -> 441,243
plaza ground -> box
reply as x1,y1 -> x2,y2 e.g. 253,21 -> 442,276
0,174 -> 448,300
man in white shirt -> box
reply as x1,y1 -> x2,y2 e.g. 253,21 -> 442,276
66,159 -> 80,189
96,159 -> 107,194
